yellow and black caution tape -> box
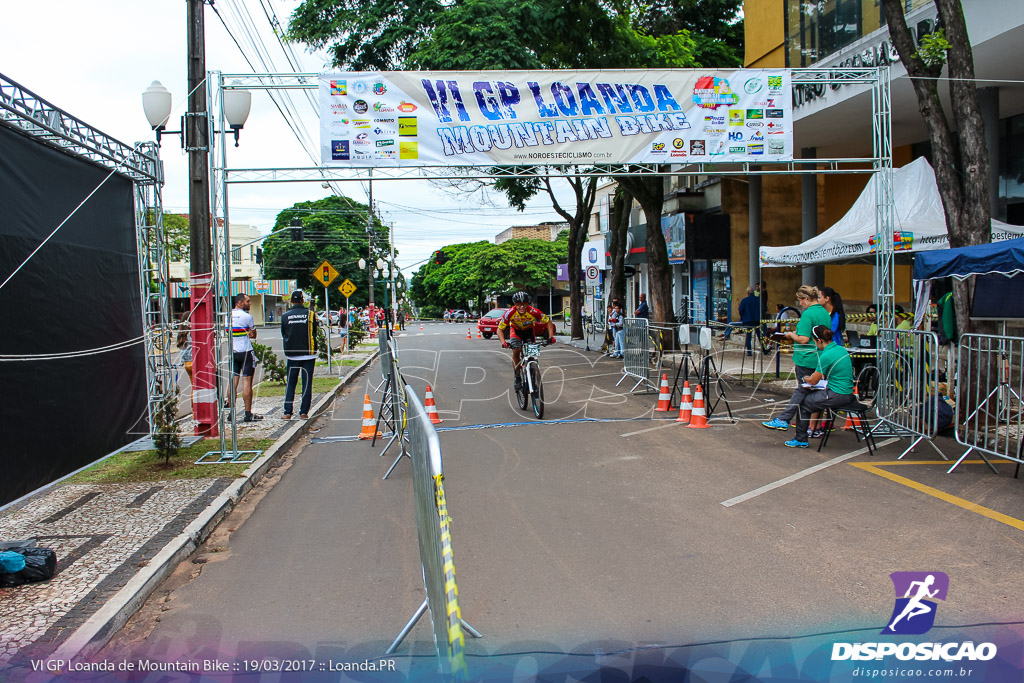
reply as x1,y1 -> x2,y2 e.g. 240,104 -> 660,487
434,474 -> 468,679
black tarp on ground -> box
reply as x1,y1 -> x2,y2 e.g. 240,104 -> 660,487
0,123 -> 147,506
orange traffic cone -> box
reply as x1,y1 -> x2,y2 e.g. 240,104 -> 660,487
477,329 -> 483,339
844,386 -> 864,430
420,323 -> 424,330
424,385 -> 443,425
688,384 -> 709,429
466,329 -> 472,340
654,373 -> 672,412
357,394 -> 382,440
676,381 -> 692,423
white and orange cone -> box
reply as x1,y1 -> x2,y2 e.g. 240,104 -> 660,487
654,373 -> 672,412
466,329 -> 472,340
420,323 -> 424,330
688,384 -> 709,429
357,393 -> 382,440
424,385 -> 443,425
844,386 -> 863,430
477,329 -> 483,339
676,381 -> 692,423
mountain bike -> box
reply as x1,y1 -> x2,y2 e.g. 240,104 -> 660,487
513,339 -> 550,419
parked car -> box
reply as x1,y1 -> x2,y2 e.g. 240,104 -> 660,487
450,309 -> 476,323
476,308 -> 508,339
316,310 -> 341,326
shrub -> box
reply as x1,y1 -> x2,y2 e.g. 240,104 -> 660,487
152,390 -> 181,465
348,316 -> 367,348
252,342 -> 287,383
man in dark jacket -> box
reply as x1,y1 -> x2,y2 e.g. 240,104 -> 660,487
280,290 -> 319,419
738,286 -> 761,356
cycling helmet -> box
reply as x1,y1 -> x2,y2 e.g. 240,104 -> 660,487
511,291 -> 531,304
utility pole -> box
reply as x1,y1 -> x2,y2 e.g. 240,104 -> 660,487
187,0 -> 217,436
389,221 -> 397,329
367,172 -> 376,338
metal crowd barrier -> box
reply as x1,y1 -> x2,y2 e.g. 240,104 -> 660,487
616,317 -> 655,392
377,334 -> 410,480
875,328 -> 946,459
949,332 -> 1024,474
386,385 -> 482,677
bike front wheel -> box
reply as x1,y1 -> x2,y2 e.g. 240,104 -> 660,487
530,364 -> 544,419
515,372 -> 529,410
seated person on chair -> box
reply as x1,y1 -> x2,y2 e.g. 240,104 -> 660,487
761,326 -> 855,448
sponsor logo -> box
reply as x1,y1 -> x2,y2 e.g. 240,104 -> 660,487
331,139 -> 350,160
353,119 -> 372,128
329,103 -> 348,113
745,122 -> 764,128
703,127 -> 726,136
373,117 -> 395,124
373,102 -> 395,112
352,139 -> 370,146
372,82 -> 387,96
399,141 -> 418,159
375,148 -> 396,159
376,139 -> 395,147
869,231 -> 916,252
728,131 -> 744,141
729,145 -> 746,153
710,140 -> 725,156
670,150 -> 687,158
831,572 -> 997,663
329,118 -> 351,129
355,133 -> 369,140
691,75 -> 739,109
767,75 -> 783,91
352,149 -> 372,159
672,138 -> 685,150
729,110 -> 744,126
353,99 -> 369,114
703,115 -> 725,125
330,80 -> 346,96
754,98 -> 777,107
766,121 -> 783,130
651,142 -> 667,153
743,77 -> 763,94
353,80 -> 368,94
398,101 -> 418,113
746,109 -> 764,119
768,139 -> 785,154
398,117 -> 418,137
689,139 -> 706,155
766,109 -> 784,119
747,143 -> 764,155
373,127 -> 395,136
749,131 -> 765,141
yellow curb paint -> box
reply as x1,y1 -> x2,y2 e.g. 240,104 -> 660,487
849,462 -> 1024,533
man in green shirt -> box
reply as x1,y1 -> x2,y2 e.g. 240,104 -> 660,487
762,325 -> 856,447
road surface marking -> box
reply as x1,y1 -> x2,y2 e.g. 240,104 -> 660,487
849,460 -> 1024,532
720,438 -> 898,507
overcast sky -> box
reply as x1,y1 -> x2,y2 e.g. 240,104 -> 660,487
1,0 -> 573,274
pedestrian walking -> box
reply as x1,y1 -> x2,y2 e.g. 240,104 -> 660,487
228,293 -> 262,421
280,290 -> 318,420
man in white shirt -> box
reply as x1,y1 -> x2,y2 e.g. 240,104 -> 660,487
229,293 -> 262,421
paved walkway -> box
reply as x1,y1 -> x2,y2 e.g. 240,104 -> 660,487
0,348 -> 379,678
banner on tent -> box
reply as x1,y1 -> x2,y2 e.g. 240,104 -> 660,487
319,70 -> 793,167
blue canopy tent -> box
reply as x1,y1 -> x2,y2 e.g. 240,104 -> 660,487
913,236 -> 1024,280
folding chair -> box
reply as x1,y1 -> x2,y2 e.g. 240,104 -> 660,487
818,399 -> 878,456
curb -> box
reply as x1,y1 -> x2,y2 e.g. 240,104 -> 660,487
47,351 -> 381,665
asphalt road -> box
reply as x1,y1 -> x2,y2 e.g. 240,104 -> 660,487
105,321 -> 1024,680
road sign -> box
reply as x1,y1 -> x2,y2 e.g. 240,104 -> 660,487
585,265 -> 599,285
338,278 -> 356,298
313,260 -> 339,287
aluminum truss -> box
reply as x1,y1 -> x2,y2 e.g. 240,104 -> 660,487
0,72 -> 170,439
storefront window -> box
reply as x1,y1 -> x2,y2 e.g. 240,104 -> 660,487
1001,114 -> 1024,225
785,0 -> 894,67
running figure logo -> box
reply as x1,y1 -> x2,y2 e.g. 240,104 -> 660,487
882,571 -> 949,635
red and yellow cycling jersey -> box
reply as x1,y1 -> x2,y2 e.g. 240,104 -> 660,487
497,305 -> 550,333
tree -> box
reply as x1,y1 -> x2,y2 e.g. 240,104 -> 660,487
627,0 -> 744,67
879,0 -> 991,335
162,212 -> 190,262
606,185 -> 633,307
262,196 -> 394,309
614,172 -> 673,324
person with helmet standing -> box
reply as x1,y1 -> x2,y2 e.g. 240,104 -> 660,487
496,291 -> 557,391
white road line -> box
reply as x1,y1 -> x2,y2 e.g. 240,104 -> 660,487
620,421 -> 675,437
719,438 -> 898,507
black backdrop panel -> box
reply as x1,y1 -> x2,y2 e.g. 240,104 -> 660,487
0,124 -> 148,506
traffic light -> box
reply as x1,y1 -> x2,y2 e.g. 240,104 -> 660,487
434,249 -> 448,265
255,247 -> 263,264
290,218 -> 303,242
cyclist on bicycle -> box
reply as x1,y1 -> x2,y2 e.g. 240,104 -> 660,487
497,291 -> 557,390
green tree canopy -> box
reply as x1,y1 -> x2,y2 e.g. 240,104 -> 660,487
263,195 -> 398,309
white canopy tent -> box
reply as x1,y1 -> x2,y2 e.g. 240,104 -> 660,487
759,157 -> 1024,268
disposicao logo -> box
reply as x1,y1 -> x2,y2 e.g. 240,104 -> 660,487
832,571 -> 997,663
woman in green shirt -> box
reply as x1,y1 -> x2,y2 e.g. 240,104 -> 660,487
762,325 -> 856,448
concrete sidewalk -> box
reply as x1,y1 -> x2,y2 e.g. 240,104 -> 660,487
0,350 -> 380,676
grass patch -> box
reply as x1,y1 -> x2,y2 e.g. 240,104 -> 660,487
339,358 -> 364,366
253,376 -> 340,397
66,438 -> 275,484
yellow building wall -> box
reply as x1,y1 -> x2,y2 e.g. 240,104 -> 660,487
744,0 -> 786,67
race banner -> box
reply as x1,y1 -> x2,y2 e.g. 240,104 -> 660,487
319,69 -> 793,167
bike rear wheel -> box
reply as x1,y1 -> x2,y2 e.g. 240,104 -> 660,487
515,371 -> 529,410
530,364 -> 544,419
